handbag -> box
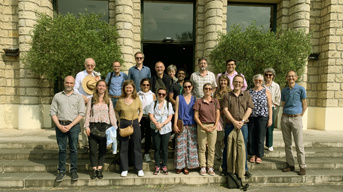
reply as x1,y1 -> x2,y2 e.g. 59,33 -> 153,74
119,112 -> 134,137
90,122 -> 110,138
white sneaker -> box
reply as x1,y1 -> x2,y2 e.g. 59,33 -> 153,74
141,138 -> 145,144
138,170 -> 144,177
121,171 -> 128,177
268,146 -> 274,152
144,154 -> 151,162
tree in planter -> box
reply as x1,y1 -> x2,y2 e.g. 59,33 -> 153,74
25,12 -> 123,87
209,24 -> 312,87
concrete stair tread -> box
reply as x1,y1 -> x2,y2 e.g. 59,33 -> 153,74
1,169 -> 342,188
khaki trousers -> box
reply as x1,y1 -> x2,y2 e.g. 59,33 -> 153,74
79,117 -> 88,148
281,115 -> 306,168
197,123 -> 217,168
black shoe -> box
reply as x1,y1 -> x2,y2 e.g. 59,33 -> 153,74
71,170 -> 78,181
97,169 -> 103,179
90,169 -> 97,179
245,171 -> 252,179
282,166 -> 295,172
55,172 -> 65,182
220,169 -> 227,176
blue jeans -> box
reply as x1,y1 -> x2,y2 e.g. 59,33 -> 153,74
111,98 -> 119,110
221,123 -> 248,171
55,124 -> 80,173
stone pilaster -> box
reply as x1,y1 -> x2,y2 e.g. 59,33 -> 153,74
111,0 -> 139,72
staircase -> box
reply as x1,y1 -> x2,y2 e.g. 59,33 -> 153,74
0,129 -> 342,189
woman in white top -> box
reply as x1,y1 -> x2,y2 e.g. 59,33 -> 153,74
148,87 -> 174,175
137,78 -> 156,162
263,68 -> 281,152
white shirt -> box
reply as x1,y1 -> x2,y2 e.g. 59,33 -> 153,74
264,81 -> 281,108
138,90 -> 155,115
74,70 -> 101,98
148,101 -> 174,135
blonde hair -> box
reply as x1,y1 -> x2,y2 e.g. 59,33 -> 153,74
92,80 -> 109,105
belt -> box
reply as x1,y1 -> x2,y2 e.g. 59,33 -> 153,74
59,120 -> 72,125
109,95 -> 121,99
282,113 -> 301,117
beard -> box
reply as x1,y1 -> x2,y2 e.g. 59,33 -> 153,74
65,86 -> 73,91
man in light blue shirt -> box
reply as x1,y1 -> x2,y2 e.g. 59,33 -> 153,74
128,52 -> 151,91
105,61 -> 128,108
281,70 -> 307,175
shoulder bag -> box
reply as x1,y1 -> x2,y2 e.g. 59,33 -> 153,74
119,100 -> 134,137
90,99 -> 111,138
177,96 -> 194,133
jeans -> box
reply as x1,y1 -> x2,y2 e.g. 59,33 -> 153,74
152,131 -> 171,167
248,116 -> 268,158
55,123 -> 80,173
110,98 -> 119,110
221,123 -> 248,171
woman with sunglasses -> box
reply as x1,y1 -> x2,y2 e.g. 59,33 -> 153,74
247,74 -> 273,164
148,87 -> 174,175
263,68 -> 281,152
115,80 -> 144,177
193,83 -> 220,176
213,74 -> 232,161
173,80 -> 199,174
138,78 -> 156,162
85,80 -> 117,179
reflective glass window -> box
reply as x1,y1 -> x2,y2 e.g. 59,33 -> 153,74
55,0 -> 108,22
143,2 -> 193,41
227,4 -> 275,31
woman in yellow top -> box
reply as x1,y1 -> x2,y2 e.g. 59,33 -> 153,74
115,80 -> 144,177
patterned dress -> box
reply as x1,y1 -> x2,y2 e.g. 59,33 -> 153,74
174,95 -> 199,169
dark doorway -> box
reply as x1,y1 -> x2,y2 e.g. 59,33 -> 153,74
143,43 -> 194,78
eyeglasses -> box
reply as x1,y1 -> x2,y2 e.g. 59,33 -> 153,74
254,80 -> 263,83
234,81 -> 243,84
142,84 -> 150,87
158,93 -> 166,97
178,73 -> 185,75
184,86 -> 192,89
204,88 -> 212,91
265,74 -> 273,77
136,57 -> 143,60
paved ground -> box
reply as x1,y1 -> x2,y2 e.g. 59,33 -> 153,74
0,184 -> 342,192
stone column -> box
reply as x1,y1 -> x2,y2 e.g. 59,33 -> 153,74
17,0 -> 53,129
111,0 -> 136,72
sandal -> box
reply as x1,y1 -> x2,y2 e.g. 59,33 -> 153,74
249,156 -> 256,163
161,166 -> 168,175
153,166 -> 160,175
176,169 -> 182,174
183,168 -> 189,175
255,157 -> 262,164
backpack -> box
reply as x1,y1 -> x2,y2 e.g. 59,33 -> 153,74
227,172 -> 249,191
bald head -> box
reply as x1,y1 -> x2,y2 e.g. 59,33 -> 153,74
64,76 -> 75,92
84,58 -> 96,74
155,61 -> 165,75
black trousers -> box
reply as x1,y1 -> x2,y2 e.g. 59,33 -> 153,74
140,116 -> 152,154
88,134 -> 107,167
118,119 -> 143,171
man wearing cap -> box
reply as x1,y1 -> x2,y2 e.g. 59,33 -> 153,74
105,61 -> 128,108
74,58 -> 101,152
128,52 -> 151,91
50,76 -> 85,182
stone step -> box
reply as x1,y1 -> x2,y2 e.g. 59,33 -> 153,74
1,140 -> 343,149
0,169 -> 342,188
1,157 -> 342,173
1,147 -> 343,161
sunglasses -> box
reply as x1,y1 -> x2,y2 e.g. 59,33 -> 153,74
204,88 -> 212,91
142,84 -> 150,87
184,85 -> 192,89
265,74 -> 273,77
136,57 -> 143,60
158,93 -> 166,97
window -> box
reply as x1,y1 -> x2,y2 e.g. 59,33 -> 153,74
54,0 -> 109,22
227,3 -> 276,31
143,1 -> 194,41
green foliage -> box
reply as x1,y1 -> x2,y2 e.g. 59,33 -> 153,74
25,12 -> 122,81
209,23 -> 312,87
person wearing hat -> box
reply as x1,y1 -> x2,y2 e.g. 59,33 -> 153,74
74,58 -> 101,153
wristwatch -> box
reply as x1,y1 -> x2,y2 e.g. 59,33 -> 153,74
242,119 -> 245,123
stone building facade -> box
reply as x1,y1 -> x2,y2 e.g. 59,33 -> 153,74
0,0 -> 342,130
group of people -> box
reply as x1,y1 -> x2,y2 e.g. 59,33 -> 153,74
50,52 -> 308,183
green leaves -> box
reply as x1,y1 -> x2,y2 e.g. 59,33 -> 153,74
24,12 -> 122,82
209,23 -> 312,87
